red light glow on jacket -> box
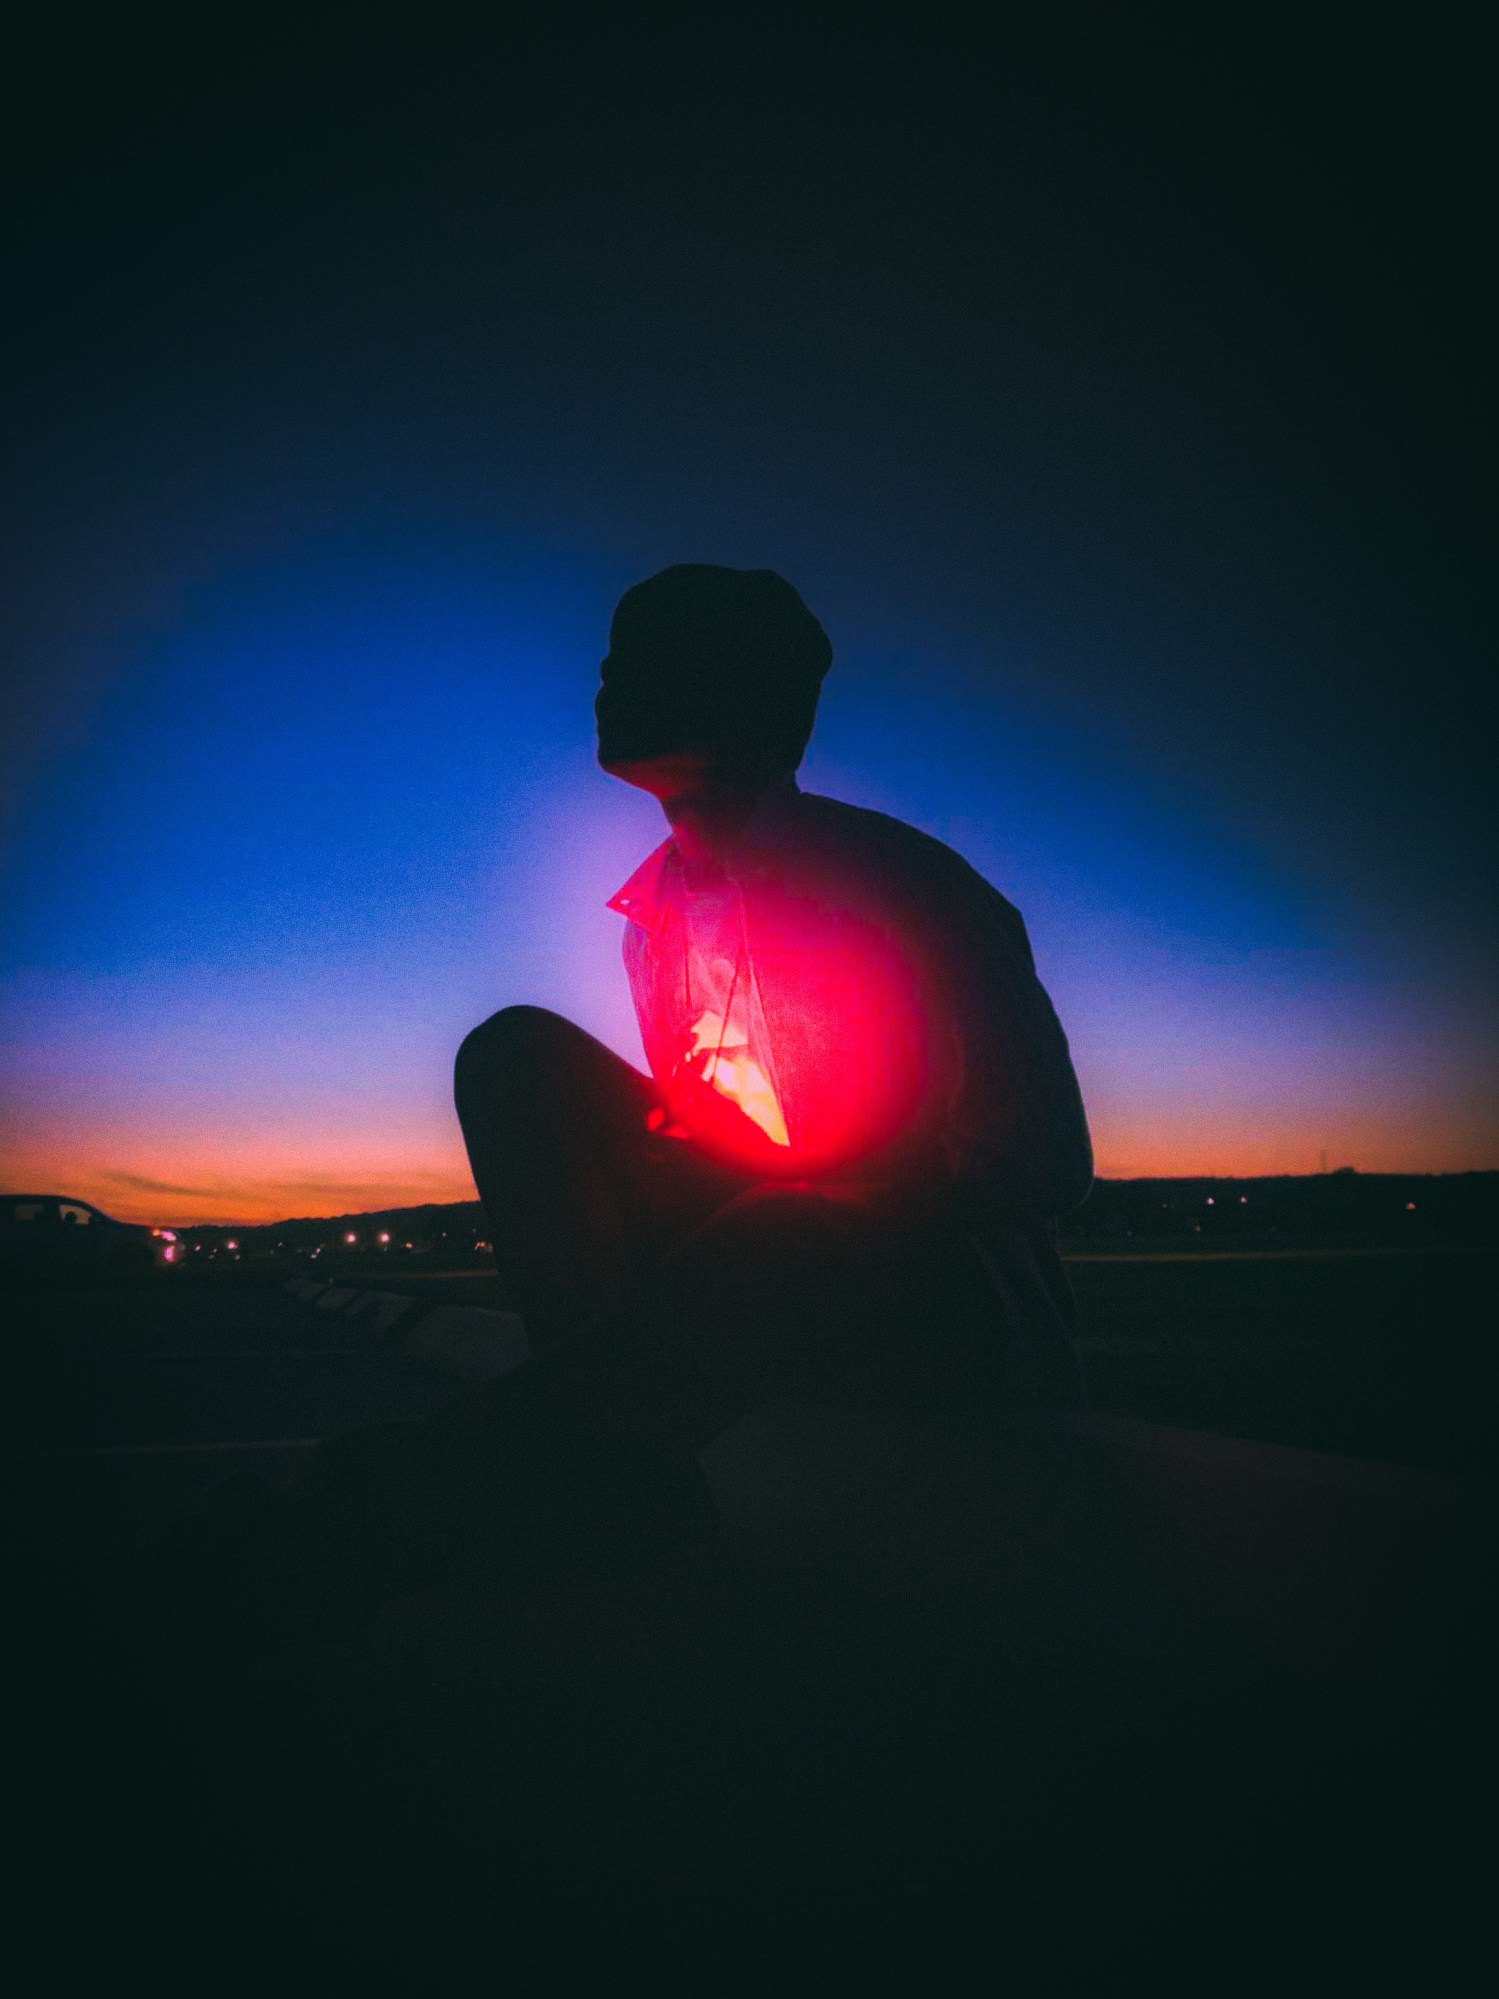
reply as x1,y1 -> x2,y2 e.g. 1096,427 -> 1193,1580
613,833 -> 941,1181
683,1008 -> 790,1148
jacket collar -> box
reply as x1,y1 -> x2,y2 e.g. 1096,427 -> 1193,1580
607,776 -> 803,932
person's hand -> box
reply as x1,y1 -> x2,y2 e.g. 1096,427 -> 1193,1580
656,1067 -> 792,1174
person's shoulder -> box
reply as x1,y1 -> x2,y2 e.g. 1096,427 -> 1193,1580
782,790 -> 1024,925
788,788 -> 991,884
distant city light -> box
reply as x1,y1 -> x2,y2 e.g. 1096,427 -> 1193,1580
226,1239 -> 238,1251
1405,1202 -> 1416,1211
345,1231 -> 357,1244
1205,1197 -> 1214,1206
378,1231 -> 391,1244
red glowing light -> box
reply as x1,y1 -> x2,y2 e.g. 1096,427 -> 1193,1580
685,1009 -> 789,1148
614,840 -> 935,1179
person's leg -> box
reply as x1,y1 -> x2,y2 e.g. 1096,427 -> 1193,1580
542,1184 -> 1007,1447
454,1004 -> 743,1348
127,1011 -> 738,1657
178,1182 -> 996,1644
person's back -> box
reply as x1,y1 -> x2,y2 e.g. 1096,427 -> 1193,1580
611,771 -> 1091,1398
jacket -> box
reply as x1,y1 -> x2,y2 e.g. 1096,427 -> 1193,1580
609,778 -> 1093,1392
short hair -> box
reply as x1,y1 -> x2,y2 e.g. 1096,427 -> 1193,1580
603,564 -> 833,772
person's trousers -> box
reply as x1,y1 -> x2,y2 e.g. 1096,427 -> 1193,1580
208,1007 -> 1008,1629
453,1005 -> 1006,1449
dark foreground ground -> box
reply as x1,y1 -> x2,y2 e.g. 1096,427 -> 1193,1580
4,1250 -> 1495,1991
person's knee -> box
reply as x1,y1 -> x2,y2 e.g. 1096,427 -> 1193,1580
455,1005 -> 570,1095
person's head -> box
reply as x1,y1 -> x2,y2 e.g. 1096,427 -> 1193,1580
596,564 -> 832,800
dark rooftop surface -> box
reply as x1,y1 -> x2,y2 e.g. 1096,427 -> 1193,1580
5,1260 -> 1494,1988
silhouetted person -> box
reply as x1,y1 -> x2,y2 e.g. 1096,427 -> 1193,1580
454,565 -> 1092,1453
118,565 -> 1095,1646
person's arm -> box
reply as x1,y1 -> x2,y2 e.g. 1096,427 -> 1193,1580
934,867 -> 1093,1217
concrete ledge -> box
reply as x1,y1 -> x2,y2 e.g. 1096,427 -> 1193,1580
1040,1406 -> 1496,1512
698,1396 -> 1497,1648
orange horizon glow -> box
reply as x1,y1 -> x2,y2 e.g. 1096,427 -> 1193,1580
4,1110 -> 1495,1231
0,1131 -> 479,1229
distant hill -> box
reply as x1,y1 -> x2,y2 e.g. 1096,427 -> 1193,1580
173,1172 -> 1498,1255
177,1200 -> 485,1247
1056,1170 -> 1497,1243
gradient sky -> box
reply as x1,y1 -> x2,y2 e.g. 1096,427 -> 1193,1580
2,11 -> 1493,1222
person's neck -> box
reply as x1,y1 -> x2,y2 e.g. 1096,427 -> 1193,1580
663,778 -> 767,871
